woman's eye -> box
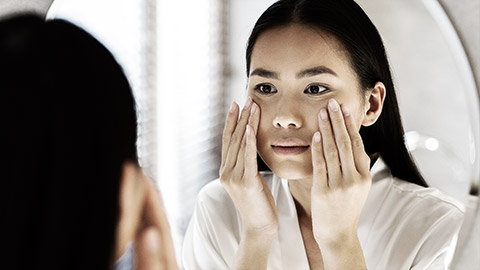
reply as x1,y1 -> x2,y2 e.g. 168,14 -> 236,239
255,84 -> 277,94
304,85 -> 327,94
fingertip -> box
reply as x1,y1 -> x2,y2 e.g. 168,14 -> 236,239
341,104 -> 350,117
313,131 -> 321,144
328,98 -> 340,112
249,103 -> 261,132
318,109 -> 328,122
250,103 -> 257,115
245,96 -> 253,108
229,101 -> 238,114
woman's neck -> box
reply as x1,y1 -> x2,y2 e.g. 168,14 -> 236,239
288,178 -> 314,219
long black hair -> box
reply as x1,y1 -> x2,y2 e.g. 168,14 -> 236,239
247,0 -> 427,187
0,15 -> 138,268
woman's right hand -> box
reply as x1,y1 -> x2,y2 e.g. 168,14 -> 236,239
219,97 -> 278,236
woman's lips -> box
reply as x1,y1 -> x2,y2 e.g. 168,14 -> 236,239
271,145 -> 310,156
271,138 -> 310,156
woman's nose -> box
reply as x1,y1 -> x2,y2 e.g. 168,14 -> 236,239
272,105 -> 303,129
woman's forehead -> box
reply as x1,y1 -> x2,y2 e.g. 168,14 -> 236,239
250,24 -> 353,80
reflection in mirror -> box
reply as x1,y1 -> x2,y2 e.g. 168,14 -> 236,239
183,0 -> 476,269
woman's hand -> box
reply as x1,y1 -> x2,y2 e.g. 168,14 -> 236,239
134,176 -> 179,270
219,97 -> 278,236
310,98 -> 371,268
115,163 -> 178,270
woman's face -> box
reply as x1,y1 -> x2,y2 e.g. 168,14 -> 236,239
248,24 -> 368,180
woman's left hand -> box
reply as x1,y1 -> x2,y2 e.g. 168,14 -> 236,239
310,98 -> 371,267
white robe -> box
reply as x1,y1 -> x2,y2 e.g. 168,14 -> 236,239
183,158 -> 465,269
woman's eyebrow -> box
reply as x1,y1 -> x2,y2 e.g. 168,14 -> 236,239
296,66 -> 338,78
250,66 -> 337,79
249,68 -> 279,79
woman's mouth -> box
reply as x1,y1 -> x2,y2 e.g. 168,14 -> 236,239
271,139 -> 310,156
272,145 -> 310,155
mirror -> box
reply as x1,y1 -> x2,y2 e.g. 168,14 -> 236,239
47,0 -> 479,268
357,0 -> 479,204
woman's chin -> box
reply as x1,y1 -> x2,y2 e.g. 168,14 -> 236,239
270,165 -> 312,180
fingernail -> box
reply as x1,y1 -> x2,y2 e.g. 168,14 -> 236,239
246,125 -> 251,135
245,97 -> 253,108
328,99 -> 339,112
319,109 -> 328,122
229,102 -> 237,113
341,105 -> 350,116
313,132 -> 321,143
250,103 -> 257,114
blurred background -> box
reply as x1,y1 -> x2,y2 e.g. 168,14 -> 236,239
1,0 -> 479,268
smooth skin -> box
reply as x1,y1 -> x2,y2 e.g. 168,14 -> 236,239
220,24 -> 385,269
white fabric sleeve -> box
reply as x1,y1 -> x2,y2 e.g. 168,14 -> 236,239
182,197 -> 230,270
182,180 -> 241,270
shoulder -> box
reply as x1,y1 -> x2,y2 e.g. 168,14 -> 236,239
375,176 -> 465,242
364,176 -> 465,268
370,157 -> 464,218
367,171 -> 465,242
389,178 -> 465,218
387,179 -> 465,268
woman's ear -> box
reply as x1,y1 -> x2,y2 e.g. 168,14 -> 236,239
362,81 -> 386,127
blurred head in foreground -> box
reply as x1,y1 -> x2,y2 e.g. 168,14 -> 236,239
0,14 -> 176,270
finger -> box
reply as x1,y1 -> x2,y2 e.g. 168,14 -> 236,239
232,131 -> 247,180
249,102 -> 261,135
135,228 -> 163,270
244,125 -> 259,180
239,102 -> 260,180
223,97 -> 254,172
318,108 -> 341,187
221,101 -> 239,169
139,178 -> 178,269
327,99 -> 355,179
341,104 -> 370,176
311,131 -> 328,190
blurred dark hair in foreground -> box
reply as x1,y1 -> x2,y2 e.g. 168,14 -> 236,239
0,14 -> 137,269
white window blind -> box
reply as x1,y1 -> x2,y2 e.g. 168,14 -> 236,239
155,0 -> 227,260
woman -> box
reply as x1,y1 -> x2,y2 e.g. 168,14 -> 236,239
0,15 -> 177,270
183,0 -> 464,269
